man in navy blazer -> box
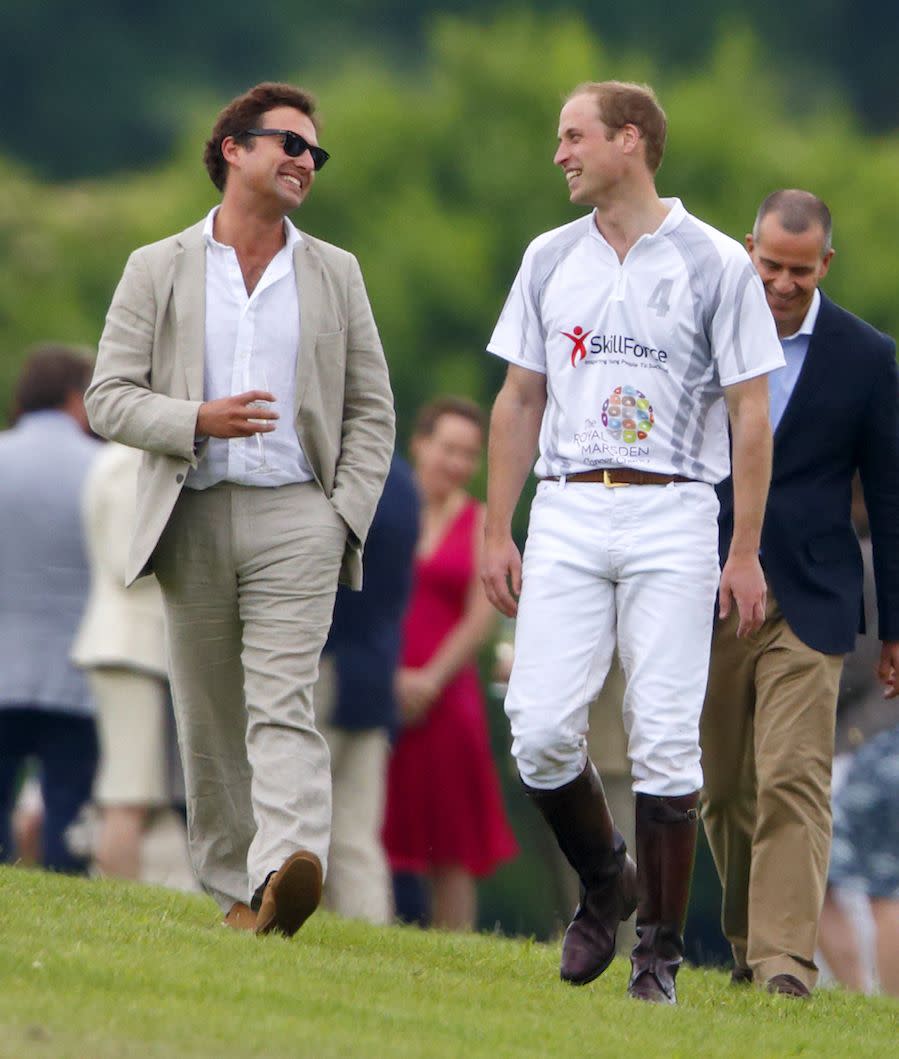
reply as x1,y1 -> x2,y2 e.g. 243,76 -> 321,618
314,454 -> 419,924
700,189 -> 899,998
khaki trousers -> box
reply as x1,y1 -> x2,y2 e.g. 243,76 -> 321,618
153,482 -> 345,912
315,656 -> 391,925
700,592 -> 843,989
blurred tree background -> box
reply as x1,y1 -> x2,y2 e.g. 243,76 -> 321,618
1,4 -> 897,950
2,5 -> 898,426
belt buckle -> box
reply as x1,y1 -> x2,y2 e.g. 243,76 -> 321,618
603,469 -> 630,488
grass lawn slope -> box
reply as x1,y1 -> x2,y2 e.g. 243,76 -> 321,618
0,867 -> 896,1058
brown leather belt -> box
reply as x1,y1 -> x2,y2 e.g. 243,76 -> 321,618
542,468 -> 695,487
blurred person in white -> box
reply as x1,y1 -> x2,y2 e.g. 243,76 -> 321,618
72,441 -> 193,887
0,346 -> 101,872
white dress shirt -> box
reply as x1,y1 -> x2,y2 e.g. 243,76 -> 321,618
186,207 -> 314,489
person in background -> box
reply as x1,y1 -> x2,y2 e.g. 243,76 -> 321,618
818,721 -> 899,998
0,345 -> 101,872
383,397 -> 518,931
701,190 -> 899,998
314,455 -> 419,924
71,441 -> 191,885
817,483 -> 899,997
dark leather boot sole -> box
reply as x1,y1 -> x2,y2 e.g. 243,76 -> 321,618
561,853 -> 638,985
255,851 -> 323,937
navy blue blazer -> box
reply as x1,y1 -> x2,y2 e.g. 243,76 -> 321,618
323,455 -> 420,730
716,293 -> 899,655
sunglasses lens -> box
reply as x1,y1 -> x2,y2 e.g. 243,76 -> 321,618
271,131 -> 328,170
280,131 -> 329,170
283,132 -> 305,158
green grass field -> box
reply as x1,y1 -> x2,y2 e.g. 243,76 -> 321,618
0,867 -> 895,1058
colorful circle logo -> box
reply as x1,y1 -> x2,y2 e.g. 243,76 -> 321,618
601,385 -> 654,443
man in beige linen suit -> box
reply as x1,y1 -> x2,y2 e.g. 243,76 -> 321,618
86,82 -> 395,936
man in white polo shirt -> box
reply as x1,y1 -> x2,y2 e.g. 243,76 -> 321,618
87,82 -> 394,937
482,80 -> 783,1003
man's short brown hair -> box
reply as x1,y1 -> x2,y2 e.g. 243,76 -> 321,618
753,189 -> 833,255
12,345 -> 94,424
203,81 -> 320,192
568,81 -> 667,173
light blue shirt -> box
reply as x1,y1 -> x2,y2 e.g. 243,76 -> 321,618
768,288 -> 821,432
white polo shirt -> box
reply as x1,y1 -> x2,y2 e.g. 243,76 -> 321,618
186,207 -> 314,490
488,198 -> 784,484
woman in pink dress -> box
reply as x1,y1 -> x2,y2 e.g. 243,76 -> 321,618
383,396 -> 518,930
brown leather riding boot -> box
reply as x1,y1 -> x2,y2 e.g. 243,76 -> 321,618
627,792 -> 699,1005
525,761 -> 637,985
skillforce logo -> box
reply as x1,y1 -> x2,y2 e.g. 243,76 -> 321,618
601,386 -> 654,443
560,327 -> 669,368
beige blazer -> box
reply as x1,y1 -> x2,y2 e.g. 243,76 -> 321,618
86,220 -> 395,588
71,442 -> 168,676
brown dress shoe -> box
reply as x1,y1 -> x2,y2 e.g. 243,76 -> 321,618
730,965 -> 753,986
766,973 -> 811,998
223,902 -> 257,931
253,850 -> 323,937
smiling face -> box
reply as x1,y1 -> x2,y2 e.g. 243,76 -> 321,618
553,93 -> 630,207
223,106 -> 319,215
411,412 -> 484,501
747,214 -> 834,338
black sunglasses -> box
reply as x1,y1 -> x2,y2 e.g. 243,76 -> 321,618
242,128 -> 330,170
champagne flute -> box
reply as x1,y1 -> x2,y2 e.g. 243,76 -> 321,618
246,363 -> 274,473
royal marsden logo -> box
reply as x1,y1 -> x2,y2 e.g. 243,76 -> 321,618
601,385 -> 655,444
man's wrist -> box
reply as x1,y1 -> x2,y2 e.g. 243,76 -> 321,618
726,539 -> 761,561
484,522 -> 513,542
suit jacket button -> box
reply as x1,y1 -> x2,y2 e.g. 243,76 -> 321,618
176,473 -> 184,483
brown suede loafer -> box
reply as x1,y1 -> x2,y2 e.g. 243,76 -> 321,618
766,973 -> 811,998
254,850 -> 323,938
223,902 -> 257,931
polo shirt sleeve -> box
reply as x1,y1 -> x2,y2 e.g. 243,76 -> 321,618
486,242 -> 548,374
712,253 -> 785,386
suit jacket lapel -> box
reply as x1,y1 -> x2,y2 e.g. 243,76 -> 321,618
293,239 -> 322,415
172,223 -> 207,403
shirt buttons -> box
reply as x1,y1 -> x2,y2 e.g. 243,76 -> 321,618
176,473 -> 184,483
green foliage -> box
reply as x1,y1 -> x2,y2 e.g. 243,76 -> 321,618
1,14 -> 897,437
1,866 -> 896,1058
3,2 -> 896,179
